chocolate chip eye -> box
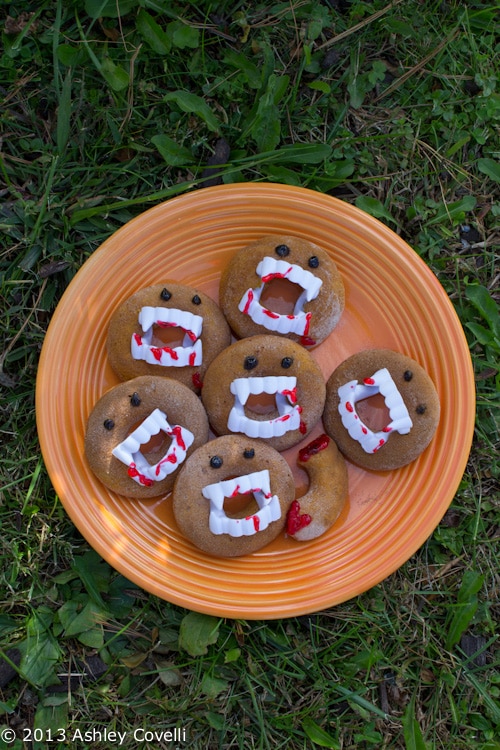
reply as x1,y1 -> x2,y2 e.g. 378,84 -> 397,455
404,370 -> 413,382
308,255 -> 319,268
210,455 -> 223,468
130,392 -> 141,406
160,288 -> 172,301
275,244 -> 290,258
281,356 -> 293,368
416,404 -> 426,415
244,355 -> 258,370
103,419 -> 114,430
243,448 -> 255,459
192,294 -> 201,305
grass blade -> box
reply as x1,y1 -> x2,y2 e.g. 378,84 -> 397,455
402,693 -> 427,750
302,717 -> 340,748
446,570 -> 484,650
56,69 -> 72,154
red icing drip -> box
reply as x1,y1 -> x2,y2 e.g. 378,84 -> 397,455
189,351 -> 196,367
286,500 -> 312,535
364,377 -> 376,385
260,267 -> 292,284
171,425 -> 186,450
298,433 -> 330,462
299,420 -> 307,435
133,333 -> 142,346
303,311 -> 312,336
128,463 -> 154,486
300,335 -> 316,347
246,514 -> 260,532
382,426 -> 392,433
151,346 -> 180,362
242,289 -> 253,314
155,450 -> 177,475
231,484 -> 241,498
277,413 -> 291,423
346,402 -> 354,413
263,308 -> 280,319
282,387 -> 297,404
192,372 -> 203,389
185,329 -> 197,342
163,347 -> 179,360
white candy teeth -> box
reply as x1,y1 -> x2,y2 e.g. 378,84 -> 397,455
337,368 -> 413,454
230,376 -> 297,401
131,306 -> 203,367
202,469 -> 281,537
238,256 -> 322,336
228,376 -> 301,438
139,306 -> 203,338
112,408 -> 194,485
257,257 -> 322,302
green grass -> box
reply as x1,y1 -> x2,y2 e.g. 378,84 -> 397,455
1,0 -> 499,748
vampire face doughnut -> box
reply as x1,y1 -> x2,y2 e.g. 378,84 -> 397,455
201,335 -> 326,452
84,376 -> 209,499
106,283 -> 231,392
172,435 -> 295,557
323,349 -> 440,471
219,235 -> 345,348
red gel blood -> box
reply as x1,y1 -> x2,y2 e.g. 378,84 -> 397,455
192,372 -> 203,389
286,500 -> 312,535
298,433 -> 330,462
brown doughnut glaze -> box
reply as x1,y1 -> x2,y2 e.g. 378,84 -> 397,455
201,335 -> 326,452
286,433 -> 348,541
172,435 -> 295,557
323,350 -> 440,471
107,283 -> 231,392
219,235 -> 344,347
85,376 -> 209,498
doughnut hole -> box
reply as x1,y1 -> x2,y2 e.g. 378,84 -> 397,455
127,420 -> 172,465
259,277 -> 303,315
245,392 -> 279,417
222,476 -> 259,518
150,323 -> 186,349
355,393 -> 392,432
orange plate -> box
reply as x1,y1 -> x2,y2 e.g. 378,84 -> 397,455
36,184 -> 475,619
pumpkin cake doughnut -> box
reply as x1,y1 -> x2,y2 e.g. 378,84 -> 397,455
286,433 -> 348,542
172,435 -> 295,557
107,283 -> 231,392
219,235 -> 344,348
323,349 -> 440,471
201,335 -> 326,452
84,376 -> 209,499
